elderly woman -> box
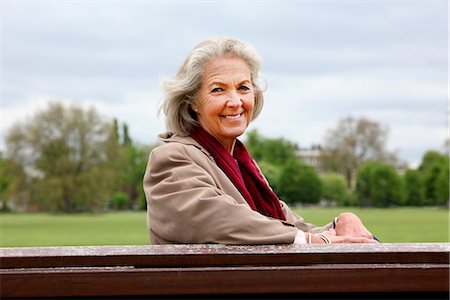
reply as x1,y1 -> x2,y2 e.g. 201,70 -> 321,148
143,37 -> 377,245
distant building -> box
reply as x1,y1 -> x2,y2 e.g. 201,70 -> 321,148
296,144 -> 409,175
296,144 -> 322,169
395,160 -> 409,174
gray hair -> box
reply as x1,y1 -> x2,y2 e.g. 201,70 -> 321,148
159,37 -> 265,136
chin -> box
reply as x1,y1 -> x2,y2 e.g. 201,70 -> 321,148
226,128 -> 247,138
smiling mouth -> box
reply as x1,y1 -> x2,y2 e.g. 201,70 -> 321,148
223,113 -> 242,120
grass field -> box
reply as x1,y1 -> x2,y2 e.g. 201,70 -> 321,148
0,207 -> 448,247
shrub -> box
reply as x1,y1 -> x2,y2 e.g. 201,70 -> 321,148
110,192 -> 129,210
403,169 -> 425,206
356,161 -> 405,207
278,159 -> 322,205
320,172 -> 352,206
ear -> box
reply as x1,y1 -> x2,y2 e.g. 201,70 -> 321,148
191,105 -> 199,113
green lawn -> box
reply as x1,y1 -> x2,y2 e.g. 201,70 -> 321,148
0,208 -> 448,247
0,211 -> 149,247
293,207 -> 449,243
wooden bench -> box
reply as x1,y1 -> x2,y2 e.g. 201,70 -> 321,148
1,243 -> 449,299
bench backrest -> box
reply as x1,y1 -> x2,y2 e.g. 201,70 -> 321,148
1,243 -> 449,298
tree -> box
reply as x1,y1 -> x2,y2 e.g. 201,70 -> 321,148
245,129 -> 324,205
245,129 -> 299,194
320,172 -> 353,206
278,159 -> 322,206
106,119 -> 145,210
355,161 -> 405,207
245,129 -> 298,166
120,142 -> 154,210
122,123 -> 133,146
320,116 -> 396,188
418,151 -> 448,205
434,159 -> 449,206
1,153 -> 22,211
0,153 -> 10,210
403,169 -> 425,206
255,160 -> 282,194
4,102 -> 124,212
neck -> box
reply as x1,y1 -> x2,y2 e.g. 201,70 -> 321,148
227,140 -> 237,155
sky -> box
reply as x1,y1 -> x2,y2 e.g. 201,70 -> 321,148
1,0 -> 448,168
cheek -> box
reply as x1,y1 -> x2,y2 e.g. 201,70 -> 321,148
243,95 -> 255,113
198,96 -> 221,116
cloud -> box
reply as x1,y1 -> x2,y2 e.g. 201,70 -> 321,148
1,1 -> 447,168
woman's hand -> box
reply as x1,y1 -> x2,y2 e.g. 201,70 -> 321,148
334,212 -> 375,240
311,229 -> 378,244
306,212 -> 379,244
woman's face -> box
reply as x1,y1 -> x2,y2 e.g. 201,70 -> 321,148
194,57 -> 255,153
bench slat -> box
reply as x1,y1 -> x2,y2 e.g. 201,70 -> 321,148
1,243 -> 449,298
2,263 -> 448,298
1,243 -> 449,269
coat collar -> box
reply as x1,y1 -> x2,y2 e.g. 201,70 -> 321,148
158,132 -> 213,158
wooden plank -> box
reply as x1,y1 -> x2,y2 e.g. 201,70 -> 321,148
2,244 -> 448,298
1,243 -> 449,269
1,263 -> 448,298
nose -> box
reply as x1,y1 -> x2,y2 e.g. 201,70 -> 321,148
226,90 -> 242,107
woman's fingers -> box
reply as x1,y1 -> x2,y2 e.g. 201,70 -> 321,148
328,234 -> 378,244
328,228 -> 336,235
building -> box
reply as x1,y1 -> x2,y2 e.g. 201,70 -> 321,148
296,144 -> 322,169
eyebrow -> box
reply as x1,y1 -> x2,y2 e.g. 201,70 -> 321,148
207,79 -> 252,87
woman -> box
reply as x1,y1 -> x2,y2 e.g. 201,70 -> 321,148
143,37 -> 377,245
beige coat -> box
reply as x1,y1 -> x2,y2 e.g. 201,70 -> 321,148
143,132 -> 332,244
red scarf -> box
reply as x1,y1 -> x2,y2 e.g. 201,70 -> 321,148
190,126 -> 286,221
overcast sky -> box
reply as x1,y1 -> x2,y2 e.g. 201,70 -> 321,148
2,0 -> 448,167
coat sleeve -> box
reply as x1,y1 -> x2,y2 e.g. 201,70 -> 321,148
143,144 -> 298,245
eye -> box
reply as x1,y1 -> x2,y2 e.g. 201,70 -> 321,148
238,85 -> 251,92
211,87 -> 223,93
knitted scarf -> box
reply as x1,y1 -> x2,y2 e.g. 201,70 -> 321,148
190,126 -> 286,221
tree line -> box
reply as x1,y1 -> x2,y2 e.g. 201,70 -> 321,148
1,102 -> 152,213
246,126 -> 448,208
1,102 -> 448,212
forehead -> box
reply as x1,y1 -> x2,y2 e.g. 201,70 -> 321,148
202,57 -> 251,83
